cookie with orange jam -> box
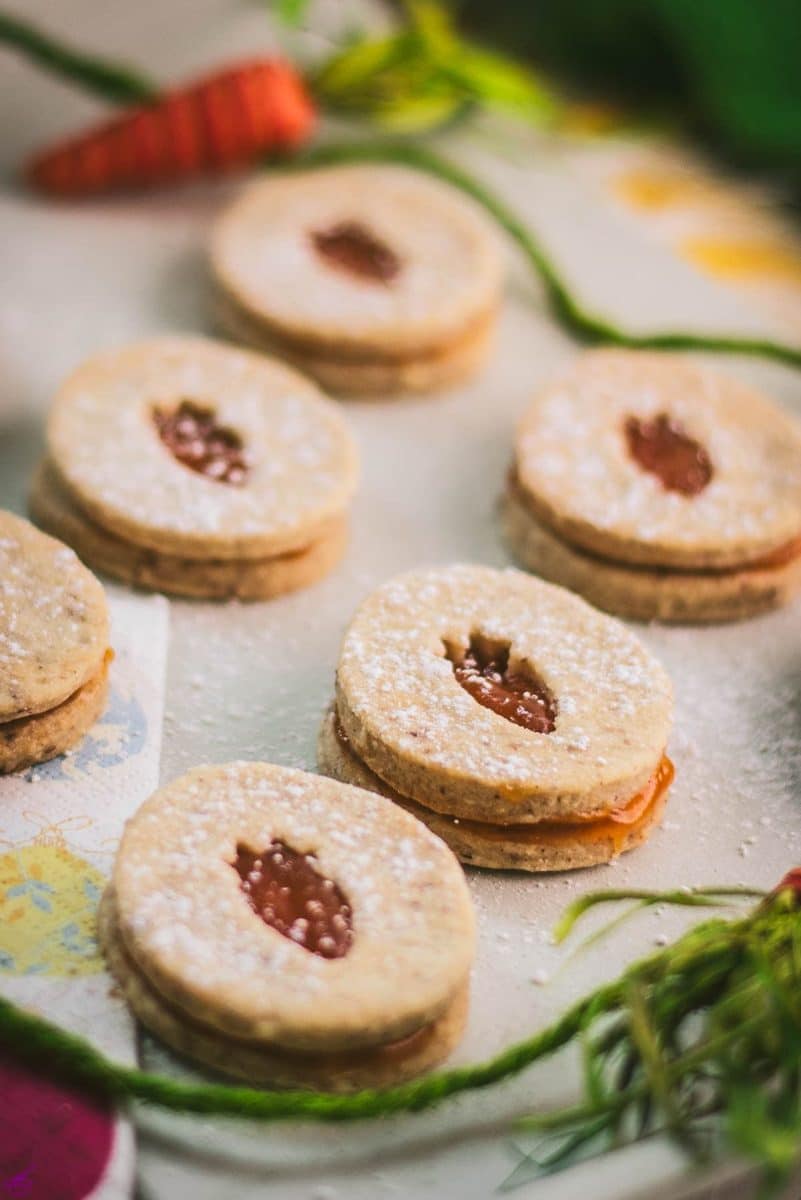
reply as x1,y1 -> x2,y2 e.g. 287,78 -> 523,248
502,350 -> 801,623
99,762 -> 475,1090
0,511 -> 110,773
32,337 -> 358,601
210,165 -> 501,397
318,565 -> 674,872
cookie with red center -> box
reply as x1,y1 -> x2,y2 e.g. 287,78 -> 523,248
33,337 -> 358,600
317,565 -> 674,872
0,511 -> 110,773
502,350 -> 801,622
100,762 -> 475,1090
210,165 -> 502,397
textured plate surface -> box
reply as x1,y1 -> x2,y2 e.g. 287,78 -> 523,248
1,2 -> 800,1198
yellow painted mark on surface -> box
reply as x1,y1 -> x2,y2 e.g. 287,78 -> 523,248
613,167 -> 718,211
680,236 -> 801,286
0,844 -> 104,976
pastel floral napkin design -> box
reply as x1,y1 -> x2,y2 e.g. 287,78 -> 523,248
0,590 -> 168,1200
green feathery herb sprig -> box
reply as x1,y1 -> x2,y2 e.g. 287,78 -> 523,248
3,877 -> 801,1197
0,10 -> 157,104
283,139 -> 801,371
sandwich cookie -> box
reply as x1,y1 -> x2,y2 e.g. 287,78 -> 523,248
33,337 -> 358,600
0,511 -> 110,774
100,762 -> 475,1090
210,164 -> 502,396
502,350 -> 801,622
318,565 -> 674,872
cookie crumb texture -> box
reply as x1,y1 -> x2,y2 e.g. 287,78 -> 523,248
103,762 -> 474,1089
211,165 -> 502,395
0,511 -> 110,773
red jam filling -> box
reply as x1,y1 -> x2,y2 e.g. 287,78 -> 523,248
446,637 -> 557,734
624,412 -> 712,496
153,400 -> 249,485
234,840 -> 353,959
311,221 -> 401,284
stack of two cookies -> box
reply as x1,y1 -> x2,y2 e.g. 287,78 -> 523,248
100,762 -> 476,1090
0,511 -> 110,774
502,350 -> 801,623
211,165 -> 503,396
31,336 -> 359,600
319,564 -> 674,872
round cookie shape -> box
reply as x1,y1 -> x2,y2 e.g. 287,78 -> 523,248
112,762 -> 474,1052
210,165 -> 502,358
47,337 -> 359,561
0,511 -> 109,721
514,350 -> 801,570
335,565 -> 673,822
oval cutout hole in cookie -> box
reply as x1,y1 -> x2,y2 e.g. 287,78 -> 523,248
310,221 -> 402,285
153,400 -> 250,485
443,634 -> 557,734
624,412 -> 712,496
233,840 -> 353,959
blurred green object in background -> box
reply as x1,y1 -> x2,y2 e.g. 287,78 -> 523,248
455,0 -> 801,174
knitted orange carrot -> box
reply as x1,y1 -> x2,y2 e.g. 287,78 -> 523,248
26,57 -> 316,196
7,2 -> 557,197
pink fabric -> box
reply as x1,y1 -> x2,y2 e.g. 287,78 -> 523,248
0,1056 -> 114,1200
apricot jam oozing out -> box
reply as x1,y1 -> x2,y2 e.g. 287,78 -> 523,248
445,636 -> 557,734
233,840 -> 353,959
153,400 -> 249,485
624,412 -> 712,497
439,756 -> 674,852
311,221 -> 401,284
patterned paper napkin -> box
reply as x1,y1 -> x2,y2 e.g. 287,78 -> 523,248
0,589 -> 168,1200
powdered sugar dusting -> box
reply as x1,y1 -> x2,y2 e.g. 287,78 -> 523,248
516,350 -> 801,564
114,761 -> 474,1044
337,565 -> 673,807
0,511 -> 108,719
47,337 -> 358,556
212,165 -> 502,352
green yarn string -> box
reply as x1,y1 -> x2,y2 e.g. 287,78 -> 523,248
0,884 -> 767,1124
5,884 -> 801,1189
0,10 -> 157,105
283,139 -> 801,371
0,980 -> 616,1121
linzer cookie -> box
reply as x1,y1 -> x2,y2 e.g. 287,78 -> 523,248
32,336 -> 358,600
502,350 -> 801,622
99,762 -> 475,1090
0,511 -> 110,773
210,165 -> 502,396
318,565 -> 674,872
